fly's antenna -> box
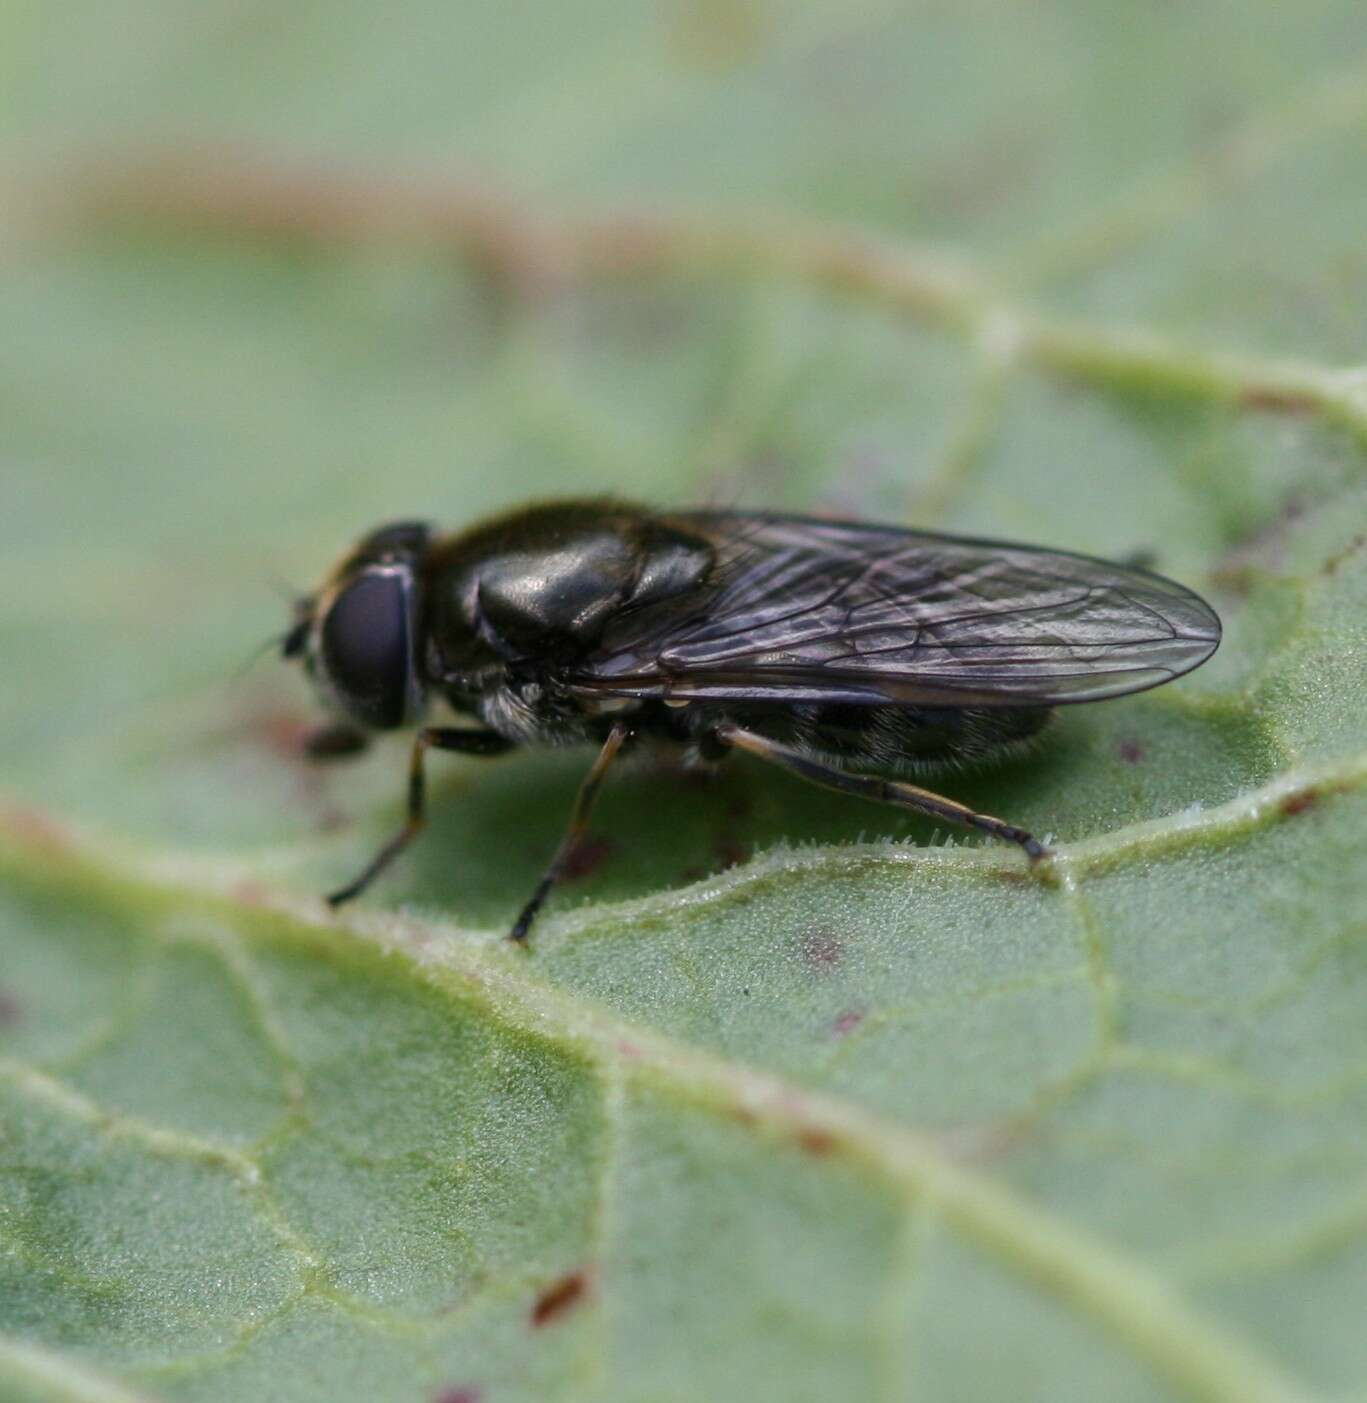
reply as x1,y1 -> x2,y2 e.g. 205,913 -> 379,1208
233,630 -> 290,680
232,575 -> 311,681
265,571 -> 303,604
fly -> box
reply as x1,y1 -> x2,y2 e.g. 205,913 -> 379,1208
281,500 -> 1221,940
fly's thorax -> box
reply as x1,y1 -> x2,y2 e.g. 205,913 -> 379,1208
422,501 -> 713,674
418,500 -> 714,741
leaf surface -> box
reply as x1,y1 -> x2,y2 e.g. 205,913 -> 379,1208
4,4 -> 1367,1400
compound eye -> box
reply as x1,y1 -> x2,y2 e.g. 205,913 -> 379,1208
319,567 -> 415,729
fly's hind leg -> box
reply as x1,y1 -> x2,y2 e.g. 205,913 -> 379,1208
714,723 -> 1049,863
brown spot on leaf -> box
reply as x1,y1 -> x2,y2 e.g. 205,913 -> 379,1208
561,834 -> 616,882
0,805 -> 73,856
1117,738 -> 1146,765
233,700 -> 351,831
800,928 -> 843,972
0,989 -> 22,1027
1281,790 -> 1318,817
250,706 -> 318,759
1240,385 -> 1318,414
832,1009 -> 864,1037
433,1389 -> 481,1403
532,1270 -> 590,1327
993,867 -> 1030,886
797,1127 -> 837,1156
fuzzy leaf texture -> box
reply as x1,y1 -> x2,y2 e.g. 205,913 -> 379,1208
4,4 -> 1367,1401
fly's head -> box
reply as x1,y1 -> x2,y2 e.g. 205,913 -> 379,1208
283,520 -> 433,732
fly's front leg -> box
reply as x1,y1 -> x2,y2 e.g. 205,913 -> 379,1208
509,721 -> 633,942
714,723 -> 1049,863
326,727 -> 515,907
303,721 -> 370,759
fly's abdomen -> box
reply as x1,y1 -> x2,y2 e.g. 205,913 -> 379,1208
701,702 -> 1052,774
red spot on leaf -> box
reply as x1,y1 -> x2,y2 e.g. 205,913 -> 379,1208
832,1009 -> 864,1037
532,1270 -> 590,1327
1281,790 -> 1318,817
433,1390 -> 481,1403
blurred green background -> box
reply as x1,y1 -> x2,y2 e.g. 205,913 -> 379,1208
4,3 -> 1367,1401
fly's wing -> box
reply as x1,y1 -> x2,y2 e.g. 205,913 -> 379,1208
570,512 -> 1222,707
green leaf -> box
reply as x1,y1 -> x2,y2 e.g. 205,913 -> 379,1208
4,4 -> 1367,1400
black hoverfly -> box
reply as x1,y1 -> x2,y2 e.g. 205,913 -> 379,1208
282,500 -> 1221,940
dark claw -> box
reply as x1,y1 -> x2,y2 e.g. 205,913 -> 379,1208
304,722 -> 370,760
508,880 -> 552,942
